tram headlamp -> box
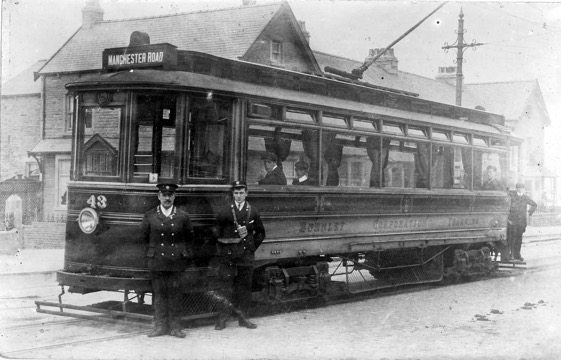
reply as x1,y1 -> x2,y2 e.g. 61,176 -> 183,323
78,208 -> 99,234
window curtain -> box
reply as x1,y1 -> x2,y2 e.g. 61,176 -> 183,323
415,142 -> 430,188
264,127 -> 291,166
323,132 -> 342,186
431,146 -> 454,188
366,137 -> 389,187
302,129 -> 319,185
461,147 -> 473,190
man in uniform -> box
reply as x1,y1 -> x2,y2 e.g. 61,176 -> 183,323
212,180 -> 265,330
140,182 -> 194,338
258,153 -> 287,185
507,183 -> 537,261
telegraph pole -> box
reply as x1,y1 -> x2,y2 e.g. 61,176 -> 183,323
442,8 -> 483,106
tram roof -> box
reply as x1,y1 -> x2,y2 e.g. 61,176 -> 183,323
66,67 -> 506,137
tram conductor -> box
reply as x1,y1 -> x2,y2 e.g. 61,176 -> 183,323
212,180 -> 265,330
140,182 -> 194,338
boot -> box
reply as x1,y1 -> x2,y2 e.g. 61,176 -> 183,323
148,327 -> 167,337
236,310 -> 257,329
168,329 -> 186,338
215,315 -> 228,330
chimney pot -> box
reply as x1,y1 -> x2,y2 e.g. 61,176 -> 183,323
82,0 -> 104,28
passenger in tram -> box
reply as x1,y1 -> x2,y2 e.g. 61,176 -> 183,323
292,160 -> 312,185
258,152 -> 287,185
482,165 -> 502,190
211,180 -> 265,330
507,183 -> 537,261
140,182 -> 195,338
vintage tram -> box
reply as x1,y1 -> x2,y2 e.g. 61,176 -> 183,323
37,38 -> 515,321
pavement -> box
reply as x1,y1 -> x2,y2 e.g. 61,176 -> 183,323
0,226 -> 560,277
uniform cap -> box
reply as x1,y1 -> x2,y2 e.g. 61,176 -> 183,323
261,152 -> 278,162
515,182 -> 525,189
231,180 -> 247,190
157,182 -> 178,193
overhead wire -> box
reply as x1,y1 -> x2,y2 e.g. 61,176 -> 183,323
469,2 -> 561,36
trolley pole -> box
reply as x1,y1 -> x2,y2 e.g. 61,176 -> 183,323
442,8 -> 483,106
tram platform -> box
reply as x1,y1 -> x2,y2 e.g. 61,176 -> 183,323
0,226 -> 560,276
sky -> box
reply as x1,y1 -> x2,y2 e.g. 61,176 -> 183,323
2,0 -> 561,169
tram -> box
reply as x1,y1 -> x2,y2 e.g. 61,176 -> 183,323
37,36 -> 514,320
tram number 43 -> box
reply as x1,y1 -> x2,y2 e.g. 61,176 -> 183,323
86,195 -> 108,209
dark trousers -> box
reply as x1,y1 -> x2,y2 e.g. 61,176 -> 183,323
211,256 -> 254,319
151,271 -> 183,331
508,224 -> 526,259
232,264 -> 254,310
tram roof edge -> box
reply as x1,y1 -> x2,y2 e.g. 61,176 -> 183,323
66,50 -> 507,129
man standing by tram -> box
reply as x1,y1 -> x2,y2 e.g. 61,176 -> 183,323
212,180 -> 265,330
507,183 -> 537,261
140,182 -> 194,338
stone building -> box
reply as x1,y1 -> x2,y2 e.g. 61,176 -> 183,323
0,60 -> 45,180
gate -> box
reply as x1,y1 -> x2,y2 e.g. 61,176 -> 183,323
0,177 -> 41,230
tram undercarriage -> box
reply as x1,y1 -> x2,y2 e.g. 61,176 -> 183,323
35,243 -> 505,324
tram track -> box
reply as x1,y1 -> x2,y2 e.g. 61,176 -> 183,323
1,329 -> 149,358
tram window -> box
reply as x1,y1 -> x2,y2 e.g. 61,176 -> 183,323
79,107 -> 122,177
352,118 -> 378,132
248,102 -> 282,120
187,96 -> 230,179
408,126 -> 428,138
473,136 -> 488,147
286,108 -> 316,124
453,132 -> 470,145
321,132 -> 371,187
322,114 -> 348,128
431,145 -> 470,189
474,149 -> 507,191
247,124 -> 317,185
384,140 -> 417,188
132,94 -> 177,181
382,122 -> 404,136
432,130 -> 450,142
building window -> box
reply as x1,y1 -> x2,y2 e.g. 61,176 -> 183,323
55,155 -> 71,208
271,40 -> 282,63
25,161 -> 40,181
65,95 -> 76,132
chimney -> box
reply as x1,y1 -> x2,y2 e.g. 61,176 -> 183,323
298,20 -> 311,44
366,48 -> 398,75
82,0 -> 104,28
436,66 -> 456,85
242,0 -> 256,5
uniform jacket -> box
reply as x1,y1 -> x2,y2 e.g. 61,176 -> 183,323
258,166 -> 287,185
140,205 -> 195,271
508,191 -> 537,228
215,201 -> 265,260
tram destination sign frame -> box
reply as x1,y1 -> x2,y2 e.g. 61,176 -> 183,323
102,43 -> 178,71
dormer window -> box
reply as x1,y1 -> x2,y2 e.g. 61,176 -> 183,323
271,40 -> 282,63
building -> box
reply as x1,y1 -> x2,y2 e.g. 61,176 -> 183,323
0,60 -> 45,181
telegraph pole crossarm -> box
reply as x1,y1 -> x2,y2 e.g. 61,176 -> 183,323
442,8 -> 484,106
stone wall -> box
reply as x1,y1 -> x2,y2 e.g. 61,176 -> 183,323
23,222 -> 65,249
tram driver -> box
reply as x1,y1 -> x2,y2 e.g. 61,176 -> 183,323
140,182 -> 195,338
